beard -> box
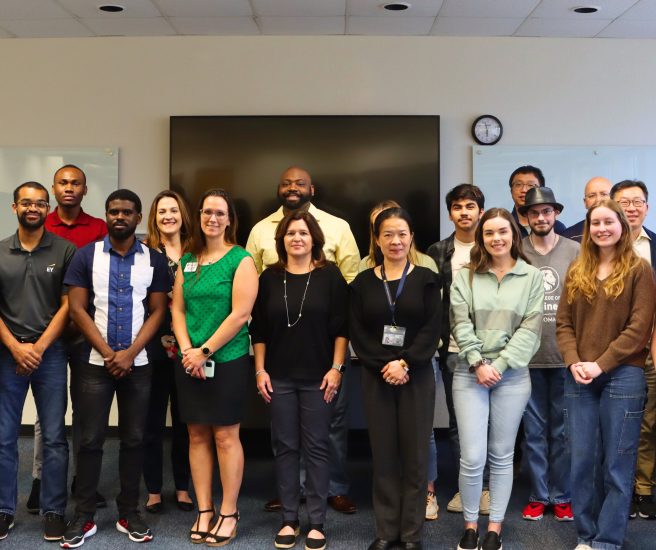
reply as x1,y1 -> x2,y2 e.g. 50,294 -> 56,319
18,211 -> 45,229
531,225 -> 554,237
108,224 -> 135,240
277,190 -> 312,210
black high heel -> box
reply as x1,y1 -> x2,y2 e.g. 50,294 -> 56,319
305,524 -> 326,550
274,520 -> 300,549
206,510 -> 239,547
190,508 -> 215,544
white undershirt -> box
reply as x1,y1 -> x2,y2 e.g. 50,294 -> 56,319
448,238 -> 476,353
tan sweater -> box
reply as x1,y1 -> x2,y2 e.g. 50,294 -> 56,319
556,260 -> 655,372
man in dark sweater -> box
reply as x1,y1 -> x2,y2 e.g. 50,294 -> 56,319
562,176 -> 611,242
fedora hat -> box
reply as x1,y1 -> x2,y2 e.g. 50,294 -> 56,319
519,186 -> 564,216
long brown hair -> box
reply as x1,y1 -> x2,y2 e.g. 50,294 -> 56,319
144,190 -> 193,253
468,208 -> 530,280
268,210 -> 327,271
190,188 -> 238,258
366,200 -> 419,267
566,199 -> 642,303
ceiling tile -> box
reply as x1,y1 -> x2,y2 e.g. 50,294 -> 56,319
57,0 -> 162,18
168,16 -> 259,35
439,0 -> 540,18
515,17 -> 613,37
0,0 -> 70,19
348,0 -> 443,17
153,0 -> 252,17
618,0 -> 656,20
530,0 -> 639,20
597,18 -> 656,37
1,18 -> 93,37
251,0 -> 346,17
258,16 -> 345,35
431,16 -> 522,35
83,16 -> 176,36
347,15 -> 435,34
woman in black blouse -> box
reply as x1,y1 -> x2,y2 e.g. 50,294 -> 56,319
350,207 -> 441,550
250,211 -> 348,550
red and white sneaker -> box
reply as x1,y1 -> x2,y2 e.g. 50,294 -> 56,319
60,515 -> 96,548
116,513 -> 153,543
553,502 -> 574,521
522,501 -> 545,521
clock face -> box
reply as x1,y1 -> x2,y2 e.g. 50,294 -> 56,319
472,115 -> 503,145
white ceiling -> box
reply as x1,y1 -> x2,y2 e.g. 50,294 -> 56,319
0,0 -> 655,39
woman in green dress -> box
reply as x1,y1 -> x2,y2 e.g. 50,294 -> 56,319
172,188 -> 258,547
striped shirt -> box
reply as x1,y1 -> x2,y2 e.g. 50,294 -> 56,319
64,236 -> 170,366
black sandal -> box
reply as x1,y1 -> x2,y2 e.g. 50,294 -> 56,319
275,520 -> 300,549
190,508 -> 215,544
305,524 -> 326,550
206,510 -> 240,547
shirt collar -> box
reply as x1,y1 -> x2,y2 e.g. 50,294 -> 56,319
9,229 -> 54,251
102,234 -> 143,256
270,203 -> 319,223
637,226 -> 651,242
48,207 -> 92,227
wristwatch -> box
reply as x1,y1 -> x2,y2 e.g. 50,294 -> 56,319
201,346 -> 212,357
331,364 -> 345,374
469,358 -> 492,373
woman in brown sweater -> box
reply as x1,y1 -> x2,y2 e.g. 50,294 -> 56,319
556,199 -> 655,550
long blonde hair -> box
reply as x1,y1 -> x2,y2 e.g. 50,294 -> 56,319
565,199 -> 641,303
365,200 -> 419,267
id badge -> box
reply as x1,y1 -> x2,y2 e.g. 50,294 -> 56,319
382,325 -> 406,347
184,262 -> 198,273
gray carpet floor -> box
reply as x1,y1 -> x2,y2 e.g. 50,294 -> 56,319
5,436 -> 656,549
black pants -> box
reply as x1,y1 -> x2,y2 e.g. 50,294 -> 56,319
361,365 -> 435,543
143,358 -> 190,493
271,377 -> 334,525
74,362 -> 152,517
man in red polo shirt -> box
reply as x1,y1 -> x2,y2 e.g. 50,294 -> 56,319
27,165 -> 107,514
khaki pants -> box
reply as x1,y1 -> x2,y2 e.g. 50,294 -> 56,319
635,360 -> 656,496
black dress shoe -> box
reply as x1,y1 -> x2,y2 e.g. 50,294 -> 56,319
401,543 -> 422,550
176,497 -> 194,512
367,538 -> 396,550
145,499 -> 163,514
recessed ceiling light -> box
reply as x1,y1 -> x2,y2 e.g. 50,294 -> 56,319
383,2 -> 411,11
98,4 -> 125,13
572,6 -> 600,14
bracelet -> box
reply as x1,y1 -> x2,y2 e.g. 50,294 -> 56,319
255,370 -> 267,377
399,359 -> 409,372
469,358 -> 492,373
182,347 -> 192,353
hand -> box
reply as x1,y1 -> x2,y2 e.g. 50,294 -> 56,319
104,349 -> 135,379
381,360 -> 410,386
475,364 -> 502,388
570,361 -> 601,385
256,371 -> 273,403
10,342 -> 42,372
320,368 -> 342,403
181,348 -> 208,380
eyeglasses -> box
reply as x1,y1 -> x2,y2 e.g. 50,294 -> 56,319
511,182 -> 539,191
617,198 -> 647,208
527,207 -> 555,218
200,209 -> 227,219
584,192 -> 610,201
17,200 -> 49,209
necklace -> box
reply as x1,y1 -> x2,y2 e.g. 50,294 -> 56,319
283,267 -> 312,328
529,233 -> 558,256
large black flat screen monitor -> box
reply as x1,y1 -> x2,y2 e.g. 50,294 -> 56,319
170,116 -> 440,255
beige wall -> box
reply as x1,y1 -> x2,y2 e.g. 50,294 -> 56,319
10,34 -> 656,424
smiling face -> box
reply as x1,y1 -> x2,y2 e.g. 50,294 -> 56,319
283,219 -> 313,262
155,196 -> 182,238
527,204 -> 558,237
613,185 -> 648,234
375,216 -> 413,263
13,186 -> 49,230
588,206 -> 622,250
199,195 -> 230,239
482,215 -> 513,261
277,167 -> 314,210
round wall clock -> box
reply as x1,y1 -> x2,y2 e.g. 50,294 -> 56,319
472,115 -> 503,145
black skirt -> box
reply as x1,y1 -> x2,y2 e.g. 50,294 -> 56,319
174,353 -> 251,426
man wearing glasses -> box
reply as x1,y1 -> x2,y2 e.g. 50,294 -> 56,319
0,182 -> 76,542
508,165 -> 566,238
611,180 -> 656,521
562,177 -> 612,242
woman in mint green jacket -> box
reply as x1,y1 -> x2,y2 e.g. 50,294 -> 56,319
449,208 -> 544,550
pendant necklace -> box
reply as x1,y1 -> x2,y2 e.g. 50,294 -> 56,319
284,265 -> 312,328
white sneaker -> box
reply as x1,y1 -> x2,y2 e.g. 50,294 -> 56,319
447,492 -> 463,513
574,545 -> 593,550
479,490 -> 491,515
425,491 -> 438,520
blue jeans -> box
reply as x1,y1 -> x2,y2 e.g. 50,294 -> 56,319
566,365 -> 645,550
523,368 -> 570,504
0,340 -> 68,515
453,361 -> 531,523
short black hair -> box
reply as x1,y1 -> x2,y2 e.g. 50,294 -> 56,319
14,181 -> 49,204
508,165 -> 545,188
445,184 -> 485,210
610,179 -> 649,202
54,164 -> 86,185
105,189 -> 142,213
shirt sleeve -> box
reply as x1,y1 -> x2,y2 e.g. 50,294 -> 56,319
334,223 -> 360,284
400,271 -> 441,367
491,269 -> 544,374
149,250 -> 173,293
64,245 -> 92,289
60,243 -> 77,295
555,272 -> 580,367
245,227 -> 264,274
449,269 -> 484,366
328,265 -> 349,339
248,270 -> 269,345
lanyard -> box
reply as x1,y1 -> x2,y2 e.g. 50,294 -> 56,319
381,260 -> 410,326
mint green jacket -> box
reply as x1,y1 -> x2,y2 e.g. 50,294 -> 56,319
450,258 -> 544,374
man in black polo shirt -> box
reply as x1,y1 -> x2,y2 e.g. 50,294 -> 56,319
0,181 -> 76,542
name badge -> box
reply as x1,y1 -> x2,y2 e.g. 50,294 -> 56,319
382,325 -> 406,347
184,262 -> 198,273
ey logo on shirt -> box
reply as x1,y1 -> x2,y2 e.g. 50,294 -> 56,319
46,264 -> 56,273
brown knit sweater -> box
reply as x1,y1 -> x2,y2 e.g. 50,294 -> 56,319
556,259 -> 655,372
